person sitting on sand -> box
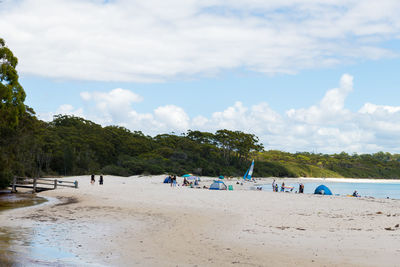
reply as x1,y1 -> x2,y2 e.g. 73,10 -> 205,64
183,177 -> 188,186
352,190 -> 359,197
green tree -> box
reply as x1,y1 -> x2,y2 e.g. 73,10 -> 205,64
0,38 -> 26,128
0,38 -> 26,186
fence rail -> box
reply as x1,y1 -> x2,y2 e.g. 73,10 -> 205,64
10,177 -> 78,193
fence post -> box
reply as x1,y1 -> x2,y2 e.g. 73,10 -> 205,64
74,180 -> 78,189
54,179 -> 58,189
11,176 -> 17,193
33,177 -> 37,193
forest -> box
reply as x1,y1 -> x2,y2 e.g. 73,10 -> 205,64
1,37 -> 400,188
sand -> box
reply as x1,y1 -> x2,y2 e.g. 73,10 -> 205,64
1,175 -> 400,266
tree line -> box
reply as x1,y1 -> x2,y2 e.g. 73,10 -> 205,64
1,37 -> 400,188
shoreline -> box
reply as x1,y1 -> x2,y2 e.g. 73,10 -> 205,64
1,175 -> 400,266
300,177 -> 400,183
252,176 -> 400,184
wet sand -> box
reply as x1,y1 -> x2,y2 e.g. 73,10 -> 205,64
1,175 -> 400,266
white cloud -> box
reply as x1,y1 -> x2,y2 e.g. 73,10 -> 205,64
154,105 -> 190,131
38,104 -> 84,121
43,74 -> 400,153
1,0 -> 400,81
359,103 -> 400,115
79,88 -> 143,124
286,74 -> 353,124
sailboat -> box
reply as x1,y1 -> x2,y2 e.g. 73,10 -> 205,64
243,160 -> 254,181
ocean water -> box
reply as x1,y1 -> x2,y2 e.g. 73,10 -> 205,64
260,181 -> 400,199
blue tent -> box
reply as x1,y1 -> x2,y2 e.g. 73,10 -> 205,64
209,180 -> 227,190
163,177 -> 172,183
314,185 -> 332,195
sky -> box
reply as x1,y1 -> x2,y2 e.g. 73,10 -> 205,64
1,0 -> 400,154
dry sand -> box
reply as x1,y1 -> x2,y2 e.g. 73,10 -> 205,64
1,175 -> 400,266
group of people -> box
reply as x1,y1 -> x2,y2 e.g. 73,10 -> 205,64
271,180 -> 281,192
90,174 -> 104,185
182,177 -> 198,187
272,180 -> 285,192
167,175 -> 177,187
271,180 -> 304,193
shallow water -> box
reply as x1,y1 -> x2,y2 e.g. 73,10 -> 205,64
260,181 -> 400,199
0,191 -> 47,212
0,192 -> 83,266
0,192 -> 100,266
0,192 -> 46,265
0,226 -> 85,266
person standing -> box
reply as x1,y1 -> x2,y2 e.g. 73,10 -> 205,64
173,175 -> 177,187
272,179 -> 276,192
91,174 -> 95,184
99,175 -> 104,185
299,183 -> 304,193
281,182 -> 285,192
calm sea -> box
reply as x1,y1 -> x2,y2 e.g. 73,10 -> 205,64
260,181 -> 400,199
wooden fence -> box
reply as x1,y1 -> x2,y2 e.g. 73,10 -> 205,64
11,177 -> 78,193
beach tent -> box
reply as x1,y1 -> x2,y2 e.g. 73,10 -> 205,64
314,185 -> 332,195
163,177 -> 172,183
209,180 -> 227,190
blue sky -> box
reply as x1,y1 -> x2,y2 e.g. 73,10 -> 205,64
2,0 -> 400,153
21,58 -> 400,116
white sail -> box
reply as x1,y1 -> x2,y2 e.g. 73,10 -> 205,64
248,160 -> 254,178
243,160 -> 254,180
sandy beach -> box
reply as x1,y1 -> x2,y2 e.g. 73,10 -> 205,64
1,175 -> 400,266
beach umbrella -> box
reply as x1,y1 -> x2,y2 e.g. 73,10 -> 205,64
182,174 -> 192,177
219,175 -> 224,179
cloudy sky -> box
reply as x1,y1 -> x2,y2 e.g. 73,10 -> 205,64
2,0 -> 400,153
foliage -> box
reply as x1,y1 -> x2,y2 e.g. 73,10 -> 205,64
0,38 -> 27,186
4,110 -> 400,185
0,38 -> 26,128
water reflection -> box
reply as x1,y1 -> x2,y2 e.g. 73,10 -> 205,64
0,227 -> 18,266
0,192 -> 47,266
0,192 -> 88,266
